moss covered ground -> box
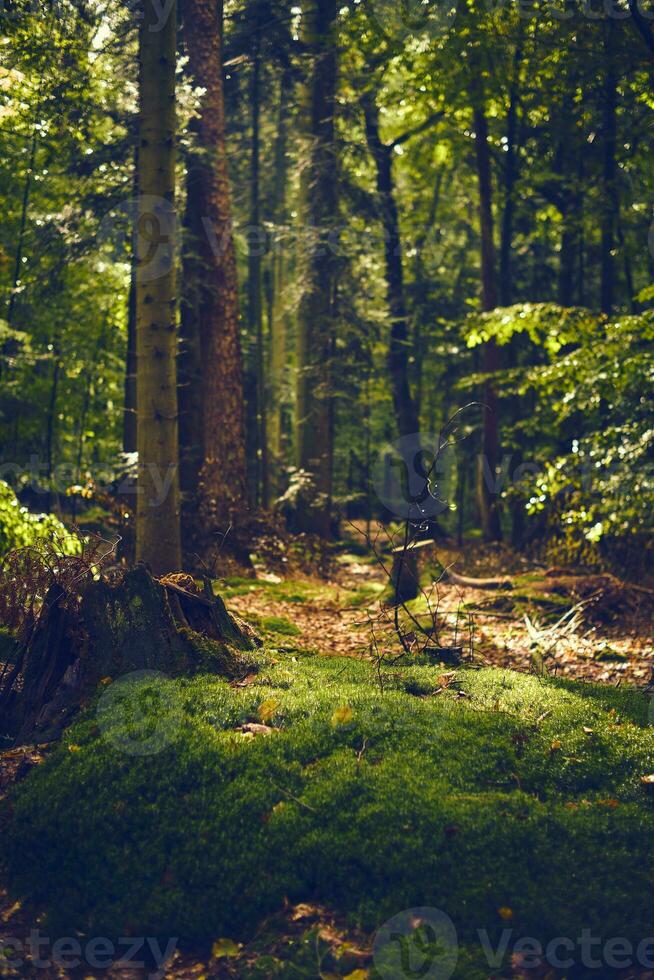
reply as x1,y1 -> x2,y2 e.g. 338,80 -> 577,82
3,641 -> 654,976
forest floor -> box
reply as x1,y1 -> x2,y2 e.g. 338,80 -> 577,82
225,530 -> 654,688
1,531 -> 653,979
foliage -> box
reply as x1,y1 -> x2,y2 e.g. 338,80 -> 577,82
461,305 -> 654,569
0,480 -> 79,557
5,654 -> 654,954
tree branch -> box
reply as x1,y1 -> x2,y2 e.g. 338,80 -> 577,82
390,110 -> 446,149
628,0 -> 654,58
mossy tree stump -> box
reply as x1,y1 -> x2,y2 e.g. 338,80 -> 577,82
1,564 -> 261,745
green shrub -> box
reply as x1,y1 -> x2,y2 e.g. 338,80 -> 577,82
4,659 -> 654,958
0,481 -> 80,557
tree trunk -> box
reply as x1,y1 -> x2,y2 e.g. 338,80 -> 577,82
499,30 -> 523,308
135,0 -> 182,574
123,243 -> 138,454
600,21 -> 617,317
363,93 -> 423,600
362,94 -> 419,440
2,565 -> 261,745
268,69 -> 291,498
473,101 -> 502,542
178,144 -> 205,541
181,0 -> 248,535
7,129 -> 36,328
295,0 -> 339,536
248,34 -> 269,509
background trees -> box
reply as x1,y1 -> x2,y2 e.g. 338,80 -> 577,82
0,0 -> 652,573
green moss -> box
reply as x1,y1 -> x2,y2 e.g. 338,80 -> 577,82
3,659 -> 654,958
259,616 -> 302,637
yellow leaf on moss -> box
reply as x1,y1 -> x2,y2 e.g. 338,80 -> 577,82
344,971 -> 369,980
258,699 -> 278,723
498,907 -> 513,921
331,705 -> 354,727
212,938 -> 241,959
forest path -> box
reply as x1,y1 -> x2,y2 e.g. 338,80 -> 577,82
225,534 -> 654,688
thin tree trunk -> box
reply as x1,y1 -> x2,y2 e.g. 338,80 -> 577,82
295,0 -> 339,536
123,244 -> 138,454
7,130 -> 36,328
268,69 -> 291,497
617,212 -> 636,313
248,34 -> 268,508
499,30 -> 523,308
362,94 -> 419,439
473,101 -> 502,542
600,21 -> 617,317
181,0 -> 248,534
45,336 -> 61,494
135,0 -> 182,574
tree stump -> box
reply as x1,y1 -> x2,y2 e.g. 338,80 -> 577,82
0,564 -> 262,745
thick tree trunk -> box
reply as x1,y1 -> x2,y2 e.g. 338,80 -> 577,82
178,147 -> 205,541
2,565 -> 261,745
181,0 -> 248,534
473,102 -> 502,542
135,0 -> 182,574
295,0 -> 339,536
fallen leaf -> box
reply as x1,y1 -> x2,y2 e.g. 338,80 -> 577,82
344,971 -> 369,980
258,699 -> 279,723
640,774 -> 654,789
212,938 -> 241,959
550,739 -> 562,752
332,705 -> 354,727
498,907 -> 514,921
583,727 -> 594,735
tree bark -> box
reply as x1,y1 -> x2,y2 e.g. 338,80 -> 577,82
135,0 -> 182,574
268,69 -> 291,498
499,30 -> 523,308
295,0 -> 339,536
600,21 -> 617,317
181,0 -> 249,535
248,33 -> 269,508
123,242 -> 138,454
363,93 -> 419,440
473,101 -> 502,542
178,146 -> 205,539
